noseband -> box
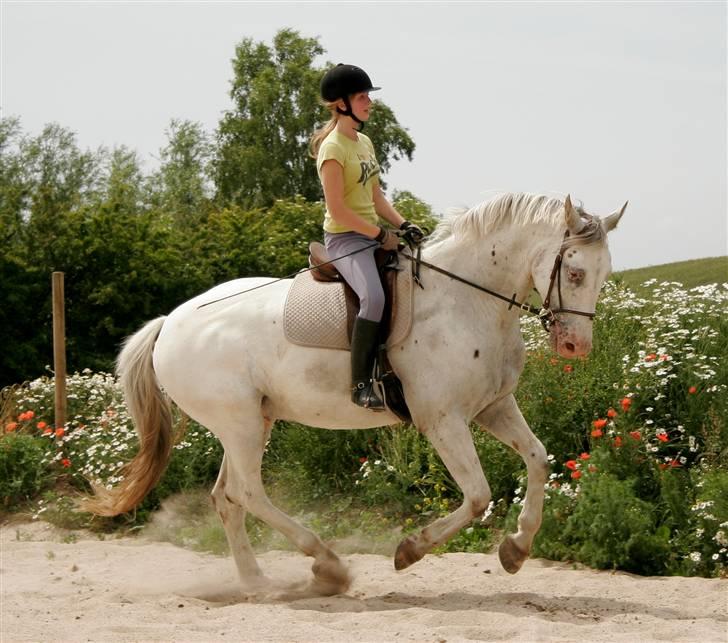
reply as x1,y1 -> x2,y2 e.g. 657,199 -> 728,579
537,230 -> 597,332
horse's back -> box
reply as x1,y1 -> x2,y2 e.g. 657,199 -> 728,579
153,278 -> 291,399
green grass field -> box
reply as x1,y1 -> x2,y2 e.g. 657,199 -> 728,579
613,256 -> 727,292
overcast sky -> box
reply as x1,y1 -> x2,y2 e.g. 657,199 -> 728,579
2,1 -> 726,270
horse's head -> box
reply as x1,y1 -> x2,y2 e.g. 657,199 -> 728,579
532,195 -> 627,359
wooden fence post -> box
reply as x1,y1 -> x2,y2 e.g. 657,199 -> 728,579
52,272 -> 67,430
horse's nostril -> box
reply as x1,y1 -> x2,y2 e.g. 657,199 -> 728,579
565,342 -> 575,353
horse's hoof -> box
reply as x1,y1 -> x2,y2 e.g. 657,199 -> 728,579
394,536 -> 424,570
498,535 -> 528,574
311,555 -> 351,595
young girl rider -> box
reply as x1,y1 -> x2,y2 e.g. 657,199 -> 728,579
310,64 -> 423,411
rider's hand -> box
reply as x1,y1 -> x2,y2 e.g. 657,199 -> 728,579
375,226 -> 400,251
399,220 -> 425,245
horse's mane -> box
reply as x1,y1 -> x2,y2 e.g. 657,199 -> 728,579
426,192 -> 604,248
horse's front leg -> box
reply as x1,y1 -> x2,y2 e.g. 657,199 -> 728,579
474,394 -> 549,573
395,415 -> 491,570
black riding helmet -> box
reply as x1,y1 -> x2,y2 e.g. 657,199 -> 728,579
320,64 -> 381,127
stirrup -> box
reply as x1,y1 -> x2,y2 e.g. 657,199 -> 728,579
351,381 -> 385,411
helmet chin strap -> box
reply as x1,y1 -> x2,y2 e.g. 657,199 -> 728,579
336,96 -> 365,131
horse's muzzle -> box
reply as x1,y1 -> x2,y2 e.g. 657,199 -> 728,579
550,322 -> 592,358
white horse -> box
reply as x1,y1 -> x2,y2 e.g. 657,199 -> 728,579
86,192 -> 626,596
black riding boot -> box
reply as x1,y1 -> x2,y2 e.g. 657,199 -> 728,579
350,317 -> 385,411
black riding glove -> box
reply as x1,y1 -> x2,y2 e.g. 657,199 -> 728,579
399,220 -> 425,245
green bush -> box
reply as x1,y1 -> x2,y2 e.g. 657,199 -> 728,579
265,422 -> 378,497
0,433 -> 50,510
562,474 -> 671,575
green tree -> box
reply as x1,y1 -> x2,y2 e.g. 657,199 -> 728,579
52,148 -> 200,373
0,121 -> 104,388
149,119 -> 213,227
201,197 -> 325,282
213,28 -> 415,208
392,190 -> 440,232
100,146 -> 147,214
0,117 -> 29,246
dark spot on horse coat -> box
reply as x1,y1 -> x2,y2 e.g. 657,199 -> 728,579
474,349 -> 479,358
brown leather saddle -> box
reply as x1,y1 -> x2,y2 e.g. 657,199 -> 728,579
308,241 -> 412,423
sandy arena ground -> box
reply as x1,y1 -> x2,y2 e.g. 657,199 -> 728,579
1,521 -> 726,642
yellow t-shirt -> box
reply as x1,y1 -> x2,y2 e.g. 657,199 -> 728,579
316,129 -> 381,234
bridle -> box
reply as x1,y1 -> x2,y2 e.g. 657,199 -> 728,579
402,229 -> 597,334
537,230 -> 597,332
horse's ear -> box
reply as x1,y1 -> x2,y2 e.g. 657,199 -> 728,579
603,201 -> 628,233
564,194 -> 585,234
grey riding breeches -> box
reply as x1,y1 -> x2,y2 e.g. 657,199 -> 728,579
324,230 -> 385,322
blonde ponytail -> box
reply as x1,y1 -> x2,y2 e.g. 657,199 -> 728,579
309,102 -> 340,158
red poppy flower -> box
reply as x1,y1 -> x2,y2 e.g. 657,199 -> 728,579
659,463 -> 668,470
593,418 -> 608,430
565,460 -> 577,470
614,436 -> 623,447
645,353 -> 657,362
61,458 -> 71,468
688,386 -> 697,394
55,428 -> 65,438
563,364 -> 573,373
620,397 -> 632,412
659,354 -> 669,361
591,428 -> 603,438
5,422 -> 18,433
37,421 -> 47,430
629,430 -> 642,440
359,457 -> 368,463
657,432 -> 669,443
549,358 -> 558,366
571,470 -> 582,480
579,453 -> 591,460
43,428 -> 52,436
670,459 -> 681,468
607,408 -> 617,418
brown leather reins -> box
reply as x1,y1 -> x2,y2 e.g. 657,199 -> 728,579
401,229 -> 596,334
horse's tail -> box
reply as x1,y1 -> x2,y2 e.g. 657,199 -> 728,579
82,316 -> 172,517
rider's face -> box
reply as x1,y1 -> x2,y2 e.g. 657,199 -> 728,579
348,92 -> 372,122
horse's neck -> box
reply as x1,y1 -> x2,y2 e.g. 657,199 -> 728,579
422,223 -> 558,303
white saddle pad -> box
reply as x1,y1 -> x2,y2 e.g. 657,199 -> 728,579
283,260 -> 414,351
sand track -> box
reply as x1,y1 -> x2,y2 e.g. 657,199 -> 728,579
1,522 -> 725,642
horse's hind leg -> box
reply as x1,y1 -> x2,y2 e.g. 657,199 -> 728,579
475,394 -> 549,574
211,454 -> 267,591
220,408 -> 350,596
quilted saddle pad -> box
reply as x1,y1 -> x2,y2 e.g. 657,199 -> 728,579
283,262 -> 414,351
